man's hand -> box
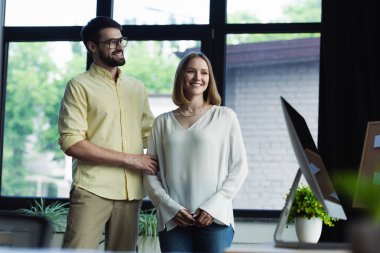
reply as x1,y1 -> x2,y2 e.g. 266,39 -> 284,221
126,154 -> 158,175
173,209 -> 196,226
64,140 -> 158,174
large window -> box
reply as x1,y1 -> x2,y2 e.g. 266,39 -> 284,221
227,0 -> 321,23
113,0 -> 209,25
226,34 -> 320,209
0,0 -> 321,213
2,42 -> 86,197
5,0 -> 96,26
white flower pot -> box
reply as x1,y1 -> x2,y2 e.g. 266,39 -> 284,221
295,217 -> 323,243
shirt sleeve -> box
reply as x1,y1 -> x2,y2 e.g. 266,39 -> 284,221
58,80 -> 88,151
140,90 -> 155,149
143,119 -> 185,230
199,110 -> 248,216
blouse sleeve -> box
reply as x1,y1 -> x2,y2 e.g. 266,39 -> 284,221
199,110 -> 248,215
143,118 -> 185,230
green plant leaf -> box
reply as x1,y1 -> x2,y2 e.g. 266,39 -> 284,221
16,198 -> 69,232
287,184 -> 338,227
138,208 -> 158,238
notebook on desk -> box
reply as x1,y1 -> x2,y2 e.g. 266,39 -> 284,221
273,97 -> 350,250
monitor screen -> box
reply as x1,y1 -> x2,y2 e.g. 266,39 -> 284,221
280,96 -> 346,220
353,121 -> 380,207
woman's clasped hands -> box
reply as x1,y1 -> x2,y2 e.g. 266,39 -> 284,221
173,208 -> 214,227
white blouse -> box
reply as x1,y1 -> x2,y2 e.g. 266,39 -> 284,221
143,106 -> 248,232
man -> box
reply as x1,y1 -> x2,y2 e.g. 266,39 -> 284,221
58,16 -> 158,251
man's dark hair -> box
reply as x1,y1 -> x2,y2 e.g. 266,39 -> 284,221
80,16 -> 123,49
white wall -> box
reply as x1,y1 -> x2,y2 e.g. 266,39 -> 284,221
226,60 -> 320,210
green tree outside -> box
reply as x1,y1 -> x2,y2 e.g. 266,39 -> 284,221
227,0 -> 321,45
2,42 -> 85,196
121,41 -> 180,94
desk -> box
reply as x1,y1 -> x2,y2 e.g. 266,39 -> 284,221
225,243 -> 351,253
0,248 -> 120,253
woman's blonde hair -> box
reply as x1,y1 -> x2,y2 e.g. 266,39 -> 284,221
172,52 -> 221,106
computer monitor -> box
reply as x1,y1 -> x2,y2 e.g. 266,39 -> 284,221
353,121 -> 380,207
274,97 -> 347,248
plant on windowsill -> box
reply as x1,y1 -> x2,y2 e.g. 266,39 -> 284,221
16,198 -> 69,233
287,184 -> 338,243
138,208 -> 159,253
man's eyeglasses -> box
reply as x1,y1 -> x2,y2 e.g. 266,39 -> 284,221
98,37 -> 128,49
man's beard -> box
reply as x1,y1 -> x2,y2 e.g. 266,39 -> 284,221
99,49 -> 126,67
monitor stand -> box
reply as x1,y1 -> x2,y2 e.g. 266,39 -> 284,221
274,169 -> 350,249
274,168 -> 302,244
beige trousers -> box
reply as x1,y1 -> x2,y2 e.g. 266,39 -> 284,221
62,187 -> 141,252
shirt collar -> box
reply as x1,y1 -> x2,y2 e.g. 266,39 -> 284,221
89,63 -> 123,81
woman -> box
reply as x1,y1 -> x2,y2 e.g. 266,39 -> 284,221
143,52 -> 248,253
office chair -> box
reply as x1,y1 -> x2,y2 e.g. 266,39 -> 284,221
0,211 -> 53,248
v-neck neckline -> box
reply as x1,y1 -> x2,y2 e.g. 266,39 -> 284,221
170,105 -> 215,131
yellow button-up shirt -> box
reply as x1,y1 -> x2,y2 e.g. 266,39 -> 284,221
58,64 -> 154,200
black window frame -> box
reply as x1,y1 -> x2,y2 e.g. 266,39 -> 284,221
0,0 -> 320,219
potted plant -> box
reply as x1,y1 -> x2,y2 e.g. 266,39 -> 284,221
288,184 -> 338,243
16,198 -> 69,233
138,208 -> 159,253
15,198 -> 69,247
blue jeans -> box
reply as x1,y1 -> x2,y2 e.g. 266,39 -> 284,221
158,223 -> 234,253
